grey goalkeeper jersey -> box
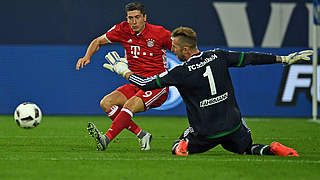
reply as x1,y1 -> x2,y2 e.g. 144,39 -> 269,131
129,49 -> 277,137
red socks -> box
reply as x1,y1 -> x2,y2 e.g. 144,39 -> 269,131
107,105 -> 121,120
105,108 -> 139,141
106,106 -> 141,135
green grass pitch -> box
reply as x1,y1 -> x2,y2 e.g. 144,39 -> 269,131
0,115 -> 319,179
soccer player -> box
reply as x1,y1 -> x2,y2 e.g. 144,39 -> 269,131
103,26 -> 313,156
76,2 -> 172,151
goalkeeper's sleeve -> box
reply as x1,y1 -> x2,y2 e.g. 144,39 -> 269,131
128,66 -> 182,91
128,74 -> 160,91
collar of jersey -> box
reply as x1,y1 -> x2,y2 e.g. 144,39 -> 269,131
184,52 -> 203,64
130,22 -> 149,36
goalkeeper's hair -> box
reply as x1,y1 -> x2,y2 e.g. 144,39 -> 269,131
171,27 -> 197,50
125,2 -> 146,15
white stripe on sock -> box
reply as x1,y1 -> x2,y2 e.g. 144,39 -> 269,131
121,108 -> 133,117
108,105 -> 119,117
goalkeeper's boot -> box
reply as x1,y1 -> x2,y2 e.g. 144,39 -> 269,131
139,132 -> 152,150
87,122 -> 108,151
270,142 -> 299,157
175,139 -> 189,156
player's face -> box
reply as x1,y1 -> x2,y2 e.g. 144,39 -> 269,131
172,37 -> 187,62
127,10 -> 146,33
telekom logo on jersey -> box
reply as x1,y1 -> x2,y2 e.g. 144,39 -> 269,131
130,46 -> 154,58
130,46 -> 140,58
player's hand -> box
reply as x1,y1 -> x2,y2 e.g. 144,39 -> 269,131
103,51 -> 131,77
281,50 -> 313,65
76,57 -> 91,70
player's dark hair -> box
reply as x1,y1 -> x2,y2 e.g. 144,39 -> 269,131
172,27 -> 197,50
125,2 -> 146,15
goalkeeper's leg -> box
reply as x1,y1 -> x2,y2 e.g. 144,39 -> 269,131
171,126 -> 220,156
246,144 -> 274,155
225,121 -> 299,156
221,120 -> 274,155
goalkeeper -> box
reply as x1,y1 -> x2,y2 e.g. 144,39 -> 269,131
101,26 -> 312,156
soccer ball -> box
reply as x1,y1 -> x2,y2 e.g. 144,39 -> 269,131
14,102 -> 42,128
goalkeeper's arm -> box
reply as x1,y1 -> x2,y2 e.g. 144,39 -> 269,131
125,72 -> 161,91
225,49 -> 312,67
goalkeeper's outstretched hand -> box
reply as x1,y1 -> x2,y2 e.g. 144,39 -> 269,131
103,51 -> 131,78
281,50 -> 313,65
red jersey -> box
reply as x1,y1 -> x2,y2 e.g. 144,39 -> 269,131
104,21 -> 172,77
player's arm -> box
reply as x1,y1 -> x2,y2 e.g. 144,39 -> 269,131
220,49 -> 313,67
76,35 -> 110,70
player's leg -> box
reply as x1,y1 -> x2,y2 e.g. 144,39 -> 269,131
88,90 -> 126,151
103,87 -> 168,150
100,84 -> 145,137
87,122 -> 109,151
123,95 -> 152,150
88,84 -> 149,151
100,90 -> 126,120
135,87 -> 169,150
104,95 -> 150,149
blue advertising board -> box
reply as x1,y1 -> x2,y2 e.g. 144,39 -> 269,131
0,45 -> 316,117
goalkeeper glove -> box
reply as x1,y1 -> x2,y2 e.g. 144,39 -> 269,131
103,51 -> 131,78
281,50 -> 313,65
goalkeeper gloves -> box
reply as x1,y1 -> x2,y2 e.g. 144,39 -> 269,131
103,51 -> 131,78
281,50 -> 313,65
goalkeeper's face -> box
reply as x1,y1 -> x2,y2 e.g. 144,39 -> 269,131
172,37 -> 188,62
127,10 -> 147,34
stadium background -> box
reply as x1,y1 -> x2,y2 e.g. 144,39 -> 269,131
0,0 -> 316,117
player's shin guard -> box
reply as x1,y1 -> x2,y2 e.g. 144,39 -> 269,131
248,144 -> 274,155
105,107 -> 133,142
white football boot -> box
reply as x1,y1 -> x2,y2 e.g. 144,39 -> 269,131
139,132 -> 152,150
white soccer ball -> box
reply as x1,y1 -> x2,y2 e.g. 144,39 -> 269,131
14,102 -> 42,129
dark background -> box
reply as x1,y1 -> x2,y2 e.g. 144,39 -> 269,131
0,0 -> 311,46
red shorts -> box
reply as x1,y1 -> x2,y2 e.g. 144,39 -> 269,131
116,84 -> 169,110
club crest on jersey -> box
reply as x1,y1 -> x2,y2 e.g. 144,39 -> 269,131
146,39 -> 154,47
